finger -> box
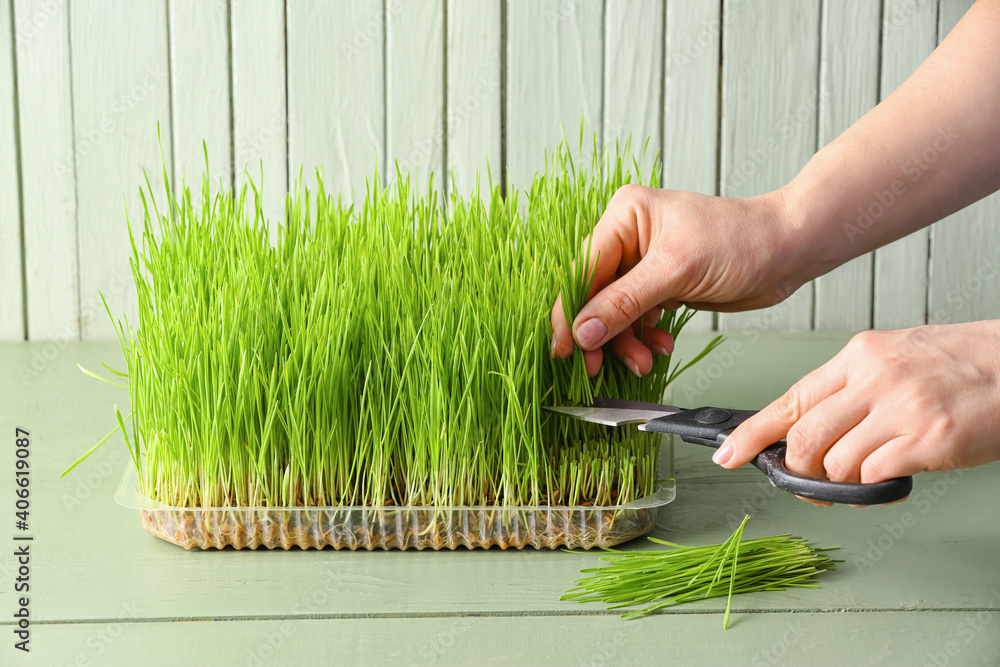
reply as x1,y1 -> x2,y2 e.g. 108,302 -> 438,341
796,496 -> 833,508
818,412 -> 896,484
858,433 -> 927,484
848,431 -> 920,507
609,328 -> 653,377
714,358 -> 848,469
679,292 -> 789,313
639,326 -> 675,356
642,307 -> 664,328
784,389 -> 870,481
583,347 -> 603,377
573,256 -> 672,350
578,186 -> 653,299
550,293 -> 575,359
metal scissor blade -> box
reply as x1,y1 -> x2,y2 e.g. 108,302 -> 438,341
590,397 -> 684,412
544,403 -> 681,427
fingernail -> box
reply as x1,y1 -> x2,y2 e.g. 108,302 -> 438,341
575,318 -> 607,349
712,440 -> 734,465
550,336 -> 558,358
624,356 -> 641,377
651,344 -> 669,356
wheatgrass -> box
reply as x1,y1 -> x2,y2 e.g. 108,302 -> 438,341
68,138 -> 722,511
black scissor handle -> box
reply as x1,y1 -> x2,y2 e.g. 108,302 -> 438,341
644,406 -> 913,505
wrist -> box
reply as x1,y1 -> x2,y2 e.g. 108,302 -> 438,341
774,145 -> 862,282
748,187 -> 818,294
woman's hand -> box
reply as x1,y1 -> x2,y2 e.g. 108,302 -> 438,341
550,184 -> 804,375
714,321 -> 1000,505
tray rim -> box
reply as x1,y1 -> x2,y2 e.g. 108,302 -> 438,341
115,465 -> 675,513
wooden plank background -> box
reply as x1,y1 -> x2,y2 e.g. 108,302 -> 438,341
717,0 -> 821,332
2,0 -> 997,341
813,0 -> 880,330
0,0 -> 24,341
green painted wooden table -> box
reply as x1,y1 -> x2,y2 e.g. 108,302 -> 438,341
2,332 -> 998,666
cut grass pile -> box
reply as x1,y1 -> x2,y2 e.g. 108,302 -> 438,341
563,516 -> 840,626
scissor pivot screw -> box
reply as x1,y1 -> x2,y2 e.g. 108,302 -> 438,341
695,408 -> 732,424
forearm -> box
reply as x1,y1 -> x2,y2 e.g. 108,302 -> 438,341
780,0 -> 1000,280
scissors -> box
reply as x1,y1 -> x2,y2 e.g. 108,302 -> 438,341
546,397 -> 913,505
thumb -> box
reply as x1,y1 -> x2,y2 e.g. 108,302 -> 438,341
571,255 -> 672,350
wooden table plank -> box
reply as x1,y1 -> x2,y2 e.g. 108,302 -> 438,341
26,612 -> 1000,666
2,333 -> 998,633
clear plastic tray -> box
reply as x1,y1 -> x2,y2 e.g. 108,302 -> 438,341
115,466 -> 674,551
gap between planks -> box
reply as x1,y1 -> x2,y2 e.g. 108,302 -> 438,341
7,606 -> 1000,627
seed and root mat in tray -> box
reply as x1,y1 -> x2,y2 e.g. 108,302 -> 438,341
81,139 -> 719,550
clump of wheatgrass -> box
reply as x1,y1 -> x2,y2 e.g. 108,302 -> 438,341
562,516 -> 840,627
67,136 -> 721,510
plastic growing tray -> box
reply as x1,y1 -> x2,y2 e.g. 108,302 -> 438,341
115,467 -> 674,551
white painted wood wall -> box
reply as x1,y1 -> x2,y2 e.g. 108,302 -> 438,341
1,0 -> 996,341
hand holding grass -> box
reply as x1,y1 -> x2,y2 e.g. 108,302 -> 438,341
553,0 -> 1000,498
549,185 -> 796,376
